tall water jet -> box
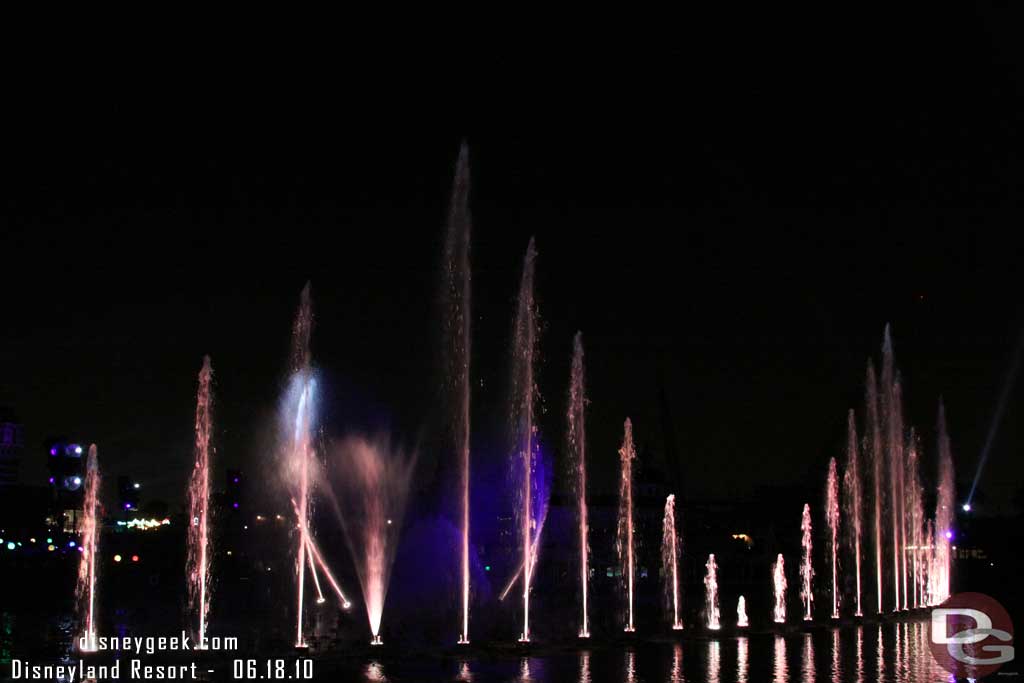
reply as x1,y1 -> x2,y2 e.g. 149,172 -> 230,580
442,142 -> 473,644
772,554 -> 787,623
800,503 -> 813,621
842,409 -> 863,616
187,356 -> 213,647
737,596 -> 749,627
865,361 -> 884,614
881,328 -> 902,612
288,284 -> 316,648
567,333 -> 590,638
76,444 -> 100,652
617,418 -> 637,632
333,437 -> 415,646
661,494 -> 683,630
893,378 -> 908,611
704,553 -> 720,630
825,458 -> 840,619
510,238 -> 540,642
283,284 -> 349,647
934,401 -> 955,604
905,431 -> 923,609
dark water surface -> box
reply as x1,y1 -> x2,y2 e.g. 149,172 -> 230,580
3,611 -> 981,682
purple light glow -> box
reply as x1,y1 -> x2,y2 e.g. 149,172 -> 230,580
232,502 -> 239,509
945,530 -> 953,540
50,448 -> 57,456
48,477 -> 55,484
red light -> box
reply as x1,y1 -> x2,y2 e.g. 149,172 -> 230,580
131,555 -> 139,562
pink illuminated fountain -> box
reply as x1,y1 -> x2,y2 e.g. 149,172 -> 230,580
704,553 -> 720,630
76,444 -> 100,652
510,238 -> 540,642
881,328 -> 907,612
772,554 -> 787,623
661,494 -> 683,630
800,503 -> 813,621
865,361 -> 884,614
442,142 -> 473,644
284,285 -> 350,648
333,437 -> 415,646
934,401 -> 955,604
187,356 -> 213,647
906,432 -> 923,609
842,409 -> 863,616
617,418 -> 637,632
737,596 -> 749,628
826,458 -> 840,619
567,332 -> 590,638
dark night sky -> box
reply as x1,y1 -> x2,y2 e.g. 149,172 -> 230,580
2,6 -> 1023,514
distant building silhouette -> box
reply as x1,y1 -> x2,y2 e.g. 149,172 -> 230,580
0,407 -> 25,487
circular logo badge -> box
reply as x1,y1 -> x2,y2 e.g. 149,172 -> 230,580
929,592 -> 1015,679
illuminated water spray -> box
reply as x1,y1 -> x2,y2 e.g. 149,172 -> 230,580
617,419 -> 637,632
511,238 -> 540,642
865,362 -> 884,614
842,409 -> 863,616
825,458 -> 840,619
881,328 -> 906,612
736,596 -> 749,628
76,444 -> 100,652
704,554 -> 720,630
567,333 -> 590,638
187,356 -> 213,647
285,284 -> 350,648
933,402 -> 955,604
443,142 -> 473,644
800,503 -> 813,621
333,438 -> 415,646
905,432 -> 923,609
772,554 -> 787,623
661,494 -> 683,630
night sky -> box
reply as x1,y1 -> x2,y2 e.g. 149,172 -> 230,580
2,6 -> 1023,514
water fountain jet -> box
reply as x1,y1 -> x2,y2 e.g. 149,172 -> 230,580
842,409 -> 863,616
737,596 -> 749,627
661,494 -> 683,630
510,238 -> 540,642
76,444 -> 100,652
800,503 -> 814,621
443,142 -> 473,644
332,437 -> 415,647
567,333 -> 590,638
826,458 -> 840,619
187,356 -> 213,647
772,553 -> 787,623
704,553 -> 720,630
617,419 -> 637,632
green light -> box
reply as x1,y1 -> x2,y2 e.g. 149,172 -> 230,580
46,538 -> 52,544
484,565 -> 491,571
5,542 -> 14,550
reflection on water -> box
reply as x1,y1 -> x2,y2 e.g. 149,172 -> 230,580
364,660 -> 387,682
855,626 -> 864,683
0,611 -> 959,683
707,640 -> 721,683
517,656 -> 541,683
737,637 -> 748,683
624,649 -> 637,683
670,643 -> 684,683
578,651 -> 590,683
831,629 -> 841,683
773,636 -> 788,683
802,633 -> 816,683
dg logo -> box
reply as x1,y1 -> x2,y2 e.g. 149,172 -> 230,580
929,592 -> 1015,679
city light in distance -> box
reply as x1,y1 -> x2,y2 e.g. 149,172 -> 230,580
114,554 -> 122,562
